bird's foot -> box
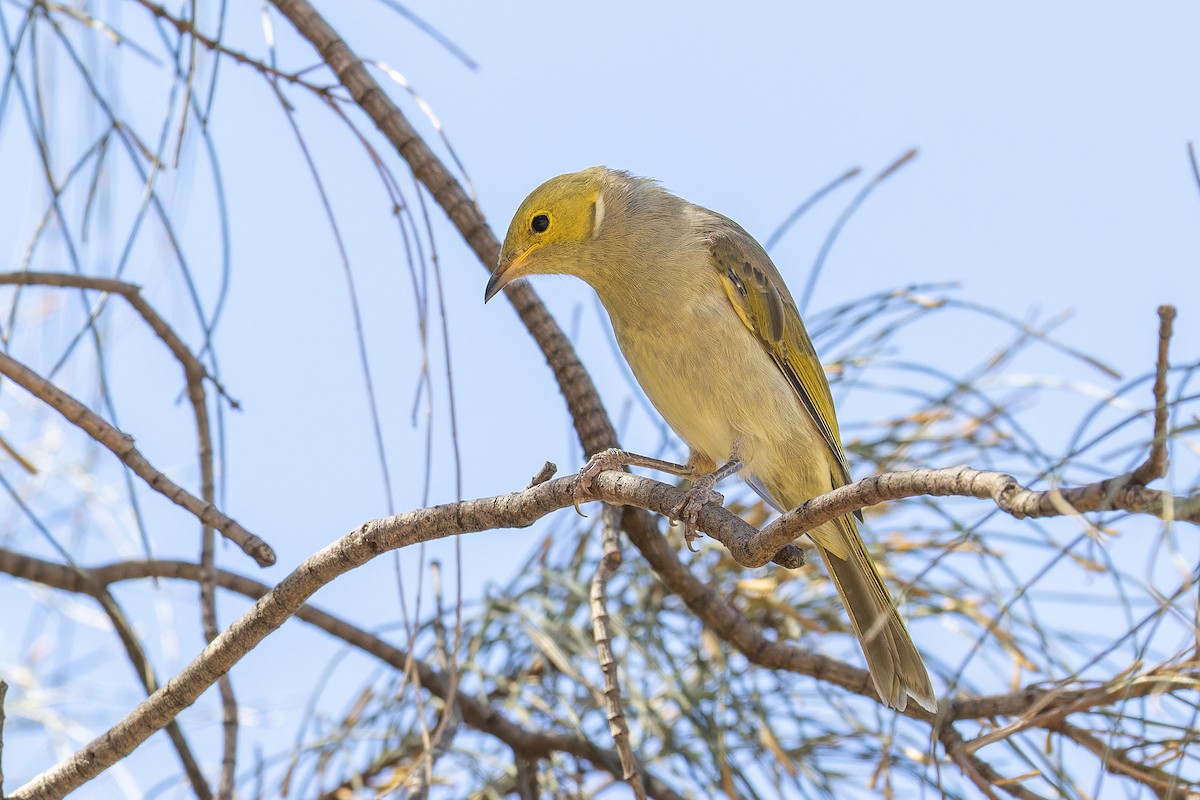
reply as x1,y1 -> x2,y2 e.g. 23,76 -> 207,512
573,448 -> 629,516
670,475 -> 725,551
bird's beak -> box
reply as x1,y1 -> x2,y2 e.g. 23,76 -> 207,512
483,265 -> 508,303
484,246 -> 535,303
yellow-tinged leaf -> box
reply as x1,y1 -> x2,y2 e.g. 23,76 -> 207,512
758,723 -> 798,777
735,577 -> 779,596
701,629 -> 724,662
911,293 -> 947,309
720,759 -> 739,799
342,687 -> 372,729
901,746 -> 934,765
1067,551 -> 1107,573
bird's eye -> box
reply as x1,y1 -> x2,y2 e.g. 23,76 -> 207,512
531,214 -> 550,234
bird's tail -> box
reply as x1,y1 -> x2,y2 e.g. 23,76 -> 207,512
810,516 -> 936,712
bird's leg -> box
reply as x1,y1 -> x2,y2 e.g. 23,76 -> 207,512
573,447 -> 697,515
671,453 -> 744,550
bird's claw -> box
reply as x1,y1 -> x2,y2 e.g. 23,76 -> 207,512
574,448 -> 626,517
670,485 -> 724,551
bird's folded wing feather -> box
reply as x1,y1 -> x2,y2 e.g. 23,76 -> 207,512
704,218 -> 853,489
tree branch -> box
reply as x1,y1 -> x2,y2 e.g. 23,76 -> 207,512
0,550 -> 685,800
737,464 -> 1197,568
4,475 -> 700,799
590,504 -> 646,799
0,270 -> 242,794
1050,719 -> 1196,800
0,349 -> 273,567
0,679 -> 7,799
1130,304 -> 1174,485
937,724 -> 1050,800
3,434 -> 1193,795
267,0 -> 619,459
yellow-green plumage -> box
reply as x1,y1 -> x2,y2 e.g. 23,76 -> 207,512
486,166 -> 935,712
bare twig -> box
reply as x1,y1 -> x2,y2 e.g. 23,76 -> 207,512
0,431 -> 37,474
1188,142 -> 1200,197
590,504 -> 647,799
132,0 -> 333,94
0,272 -> 237,405
407,562 -> 460,800
526,461 -> 558,489
1,678 -> 7,798
514,751 -> 538,800
738,464 -> 1198,568
1131,304 -> 1175,485
799,148 -> 918,314
1050,719 -> 1197,800
0,350 -> 273,566
938,725 -> 1051,800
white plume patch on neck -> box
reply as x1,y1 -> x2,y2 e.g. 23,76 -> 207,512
591,191 -> 606,239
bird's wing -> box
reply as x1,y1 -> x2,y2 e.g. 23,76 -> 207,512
704,216 -> 853,488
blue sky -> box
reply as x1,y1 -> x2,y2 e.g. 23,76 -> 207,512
1,1 -> 1198,795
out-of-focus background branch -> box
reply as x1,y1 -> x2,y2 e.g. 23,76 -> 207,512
1,2 -> 1198,798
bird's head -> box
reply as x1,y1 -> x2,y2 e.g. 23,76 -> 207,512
485,167 -> 616,302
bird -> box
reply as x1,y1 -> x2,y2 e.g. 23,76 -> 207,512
484,166 -> 936,713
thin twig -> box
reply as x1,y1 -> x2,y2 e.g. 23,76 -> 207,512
526,461 -> 558,489
938,725 -> 1051,800
764,165 -> 862,251
1131,304 -> 1175,485
1050,720 -> 1197,800
0,431 -> 37,474
407,562 -> 460,800
0,678 -> 7,798
0,350 -> 273,566
0,272 -> 237,405
590,504 -> 647,799
514,750 -> 538,800
132,0 -> 333,94
741,464 -> 1198,568
799,149 -> 918,314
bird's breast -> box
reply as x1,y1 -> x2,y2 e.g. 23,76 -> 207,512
603,275 -> 825,500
